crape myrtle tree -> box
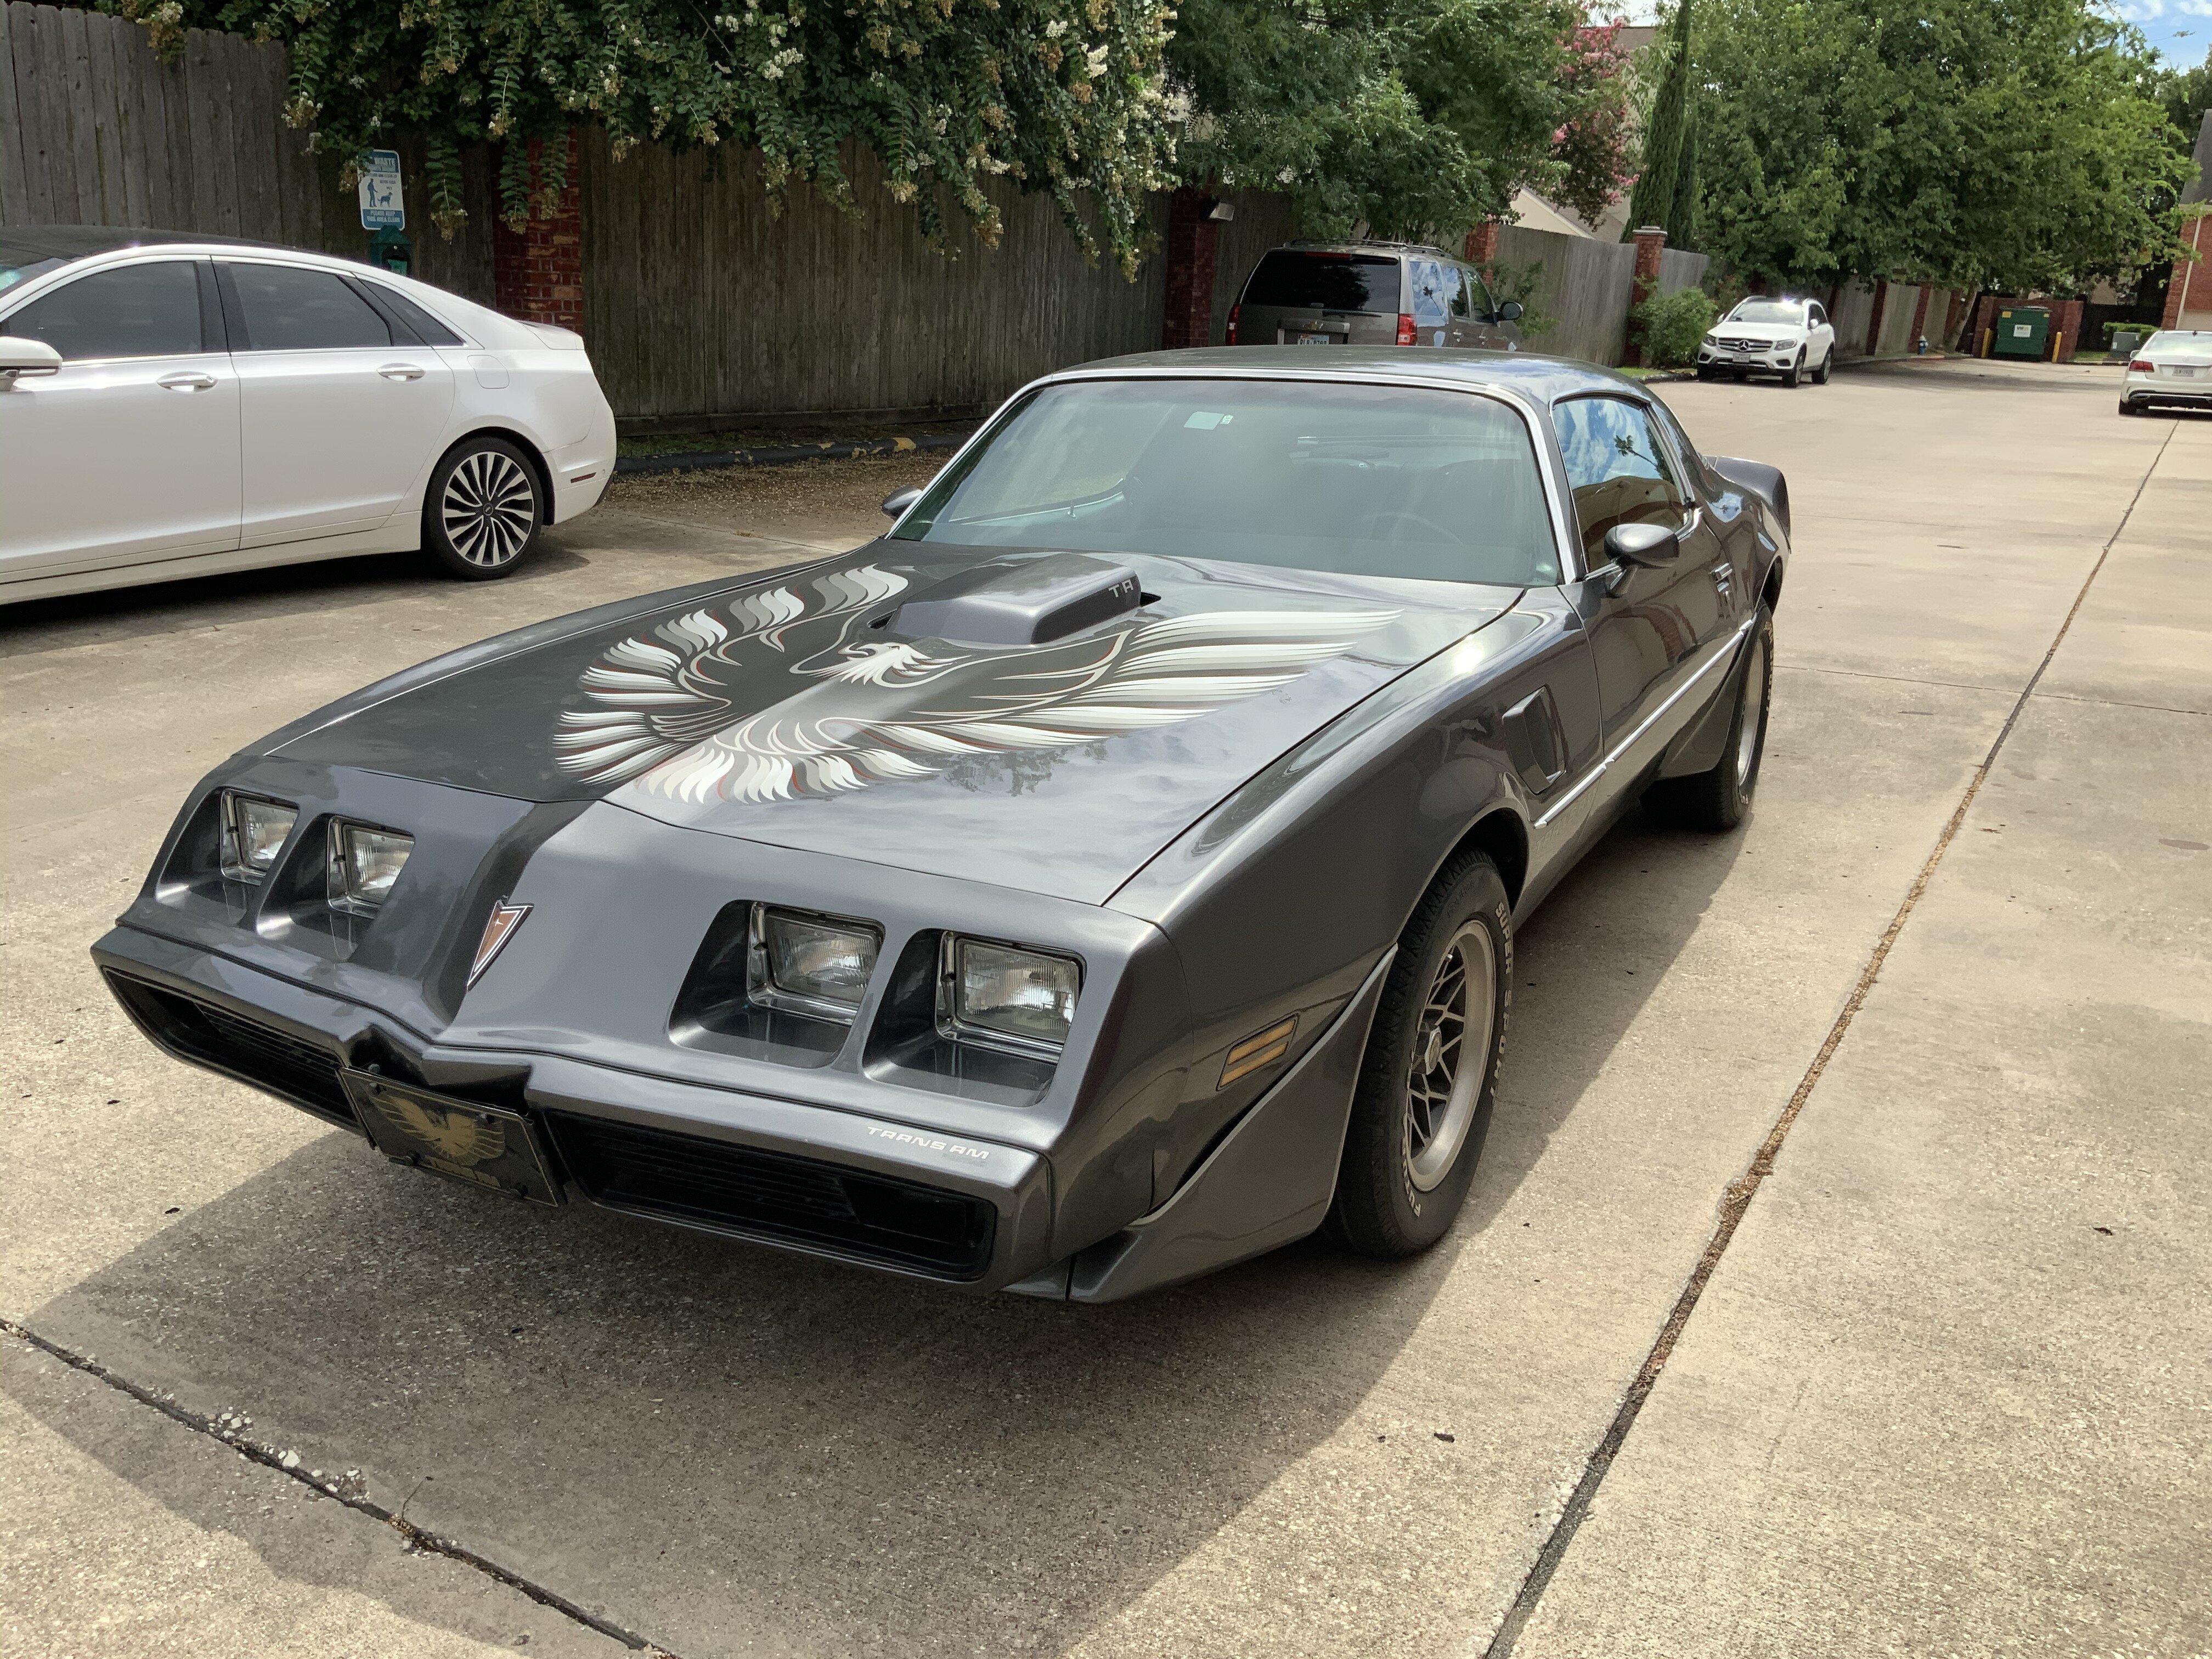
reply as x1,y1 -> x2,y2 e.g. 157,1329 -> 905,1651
1550,15 -> 1637,228
1689,0 -> 2188,294
108,0 -> 1183,274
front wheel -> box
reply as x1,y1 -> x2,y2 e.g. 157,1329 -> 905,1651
1646,606 -> 1774,832
424,437 -> 545,580
1812,348 -> 1832,385
1782,351 -> 1804,389
1327,853 -> 1511,1258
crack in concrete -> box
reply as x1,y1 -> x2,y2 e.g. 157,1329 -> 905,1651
0,1314 -> 685,1658
1479,419 -> 2179,1659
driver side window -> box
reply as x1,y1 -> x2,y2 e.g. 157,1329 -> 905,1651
1555,397 -> 1687,566
1809,303 -> 1827,329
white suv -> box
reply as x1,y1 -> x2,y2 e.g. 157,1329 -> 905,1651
0,225 -> 616,605
2119,329 -> 2212,416
1697,297 -> 1837,387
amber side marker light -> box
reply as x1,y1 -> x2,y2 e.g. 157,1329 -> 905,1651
1220,1015 -> 1299,1089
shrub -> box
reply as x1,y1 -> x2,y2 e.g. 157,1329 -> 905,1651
1635,286 -> 1718,366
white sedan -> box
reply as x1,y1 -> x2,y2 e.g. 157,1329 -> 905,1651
1696,296 -> 1837,387
0,227 -> 616,605
2118,329 -> 2212,416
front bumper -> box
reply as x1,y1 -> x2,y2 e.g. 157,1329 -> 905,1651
1699,346 -> 1800,373
93,922 -> 1387,1302
95,923 -> 1055,1292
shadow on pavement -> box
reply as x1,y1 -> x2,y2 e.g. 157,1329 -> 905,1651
9,808 -> 1743,1658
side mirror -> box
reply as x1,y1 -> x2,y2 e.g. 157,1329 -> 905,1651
1605,522 -> 1679,568
1496,300 -> 1525,324
881,487 -> 923,520
0,336 -> 63,381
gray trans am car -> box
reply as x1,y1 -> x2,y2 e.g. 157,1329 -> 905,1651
95,348 -> 1788,1301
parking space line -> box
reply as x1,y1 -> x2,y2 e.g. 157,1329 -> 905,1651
1479,419 -> 2179,1659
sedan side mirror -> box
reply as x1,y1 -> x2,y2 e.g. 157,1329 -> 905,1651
0,336 -> 63,381
881,486 -> 923,520
1496,300 -> 1525,324
1605,521 -> 1680,568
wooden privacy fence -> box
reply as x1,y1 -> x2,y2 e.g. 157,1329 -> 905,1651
1490,225 -> 1709,367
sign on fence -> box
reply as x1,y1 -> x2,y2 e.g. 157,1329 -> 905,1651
358,151 -> 404,230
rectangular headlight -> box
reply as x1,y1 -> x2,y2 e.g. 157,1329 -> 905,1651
941,936 -> 1081,1052
219,792 -> 297,883
748,904 -> 881,1021
328,822 -> 413,916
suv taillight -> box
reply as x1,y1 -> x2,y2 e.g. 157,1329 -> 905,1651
2129,358 -> 2155,373
1396,313 -> 1418,346
1227,303 -> 1240,346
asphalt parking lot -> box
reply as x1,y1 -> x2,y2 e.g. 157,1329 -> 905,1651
2,357 -> 2205,1658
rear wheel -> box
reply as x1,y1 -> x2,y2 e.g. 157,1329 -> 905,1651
2118,398 -> 2139,417
1646,606 -> 1774,832
1328,853 -> 1511,1257
424,437 -> 544,580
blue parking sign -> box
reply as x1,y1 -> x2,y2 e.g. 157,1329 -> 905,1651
358,150 -> 404,231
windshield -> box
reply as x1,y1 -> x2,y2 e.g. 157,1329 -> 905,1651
1728,301 -> 1806,326
2146,330 -> 2212,360
893,379 -> 1559,588
1241,251 -> 1401,315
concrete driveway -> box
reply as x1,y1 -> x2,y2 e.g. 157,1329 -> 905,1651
2,359 -> 2204,1658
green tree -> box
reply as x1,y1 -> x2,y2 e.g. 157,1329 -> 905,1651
1665,88 -> 1699,246
1625,0 -> 1691,237
1165,0 -> 1580,240
1691,0 -> 2187,292
108,0 -> 1180,274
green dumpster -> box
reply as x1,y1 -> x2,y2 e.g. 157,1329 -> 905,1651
1990,306 -> 2050,360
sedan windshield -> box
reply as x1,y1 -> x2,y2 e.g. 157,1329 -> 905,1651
893,380 -> 1559,587
2145,330 -> 2212,360
1728,301 -> 1807,326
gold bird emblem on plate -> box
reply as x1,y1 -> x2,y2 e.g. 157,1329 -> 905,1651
368,1089 -> 508,1166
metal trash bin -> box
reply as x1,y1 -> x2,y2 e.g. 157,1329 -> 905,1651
1991,306 -> 2050,360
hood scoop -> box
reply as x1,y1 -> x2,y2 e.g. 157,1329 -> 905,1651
890,552 -> 1144,646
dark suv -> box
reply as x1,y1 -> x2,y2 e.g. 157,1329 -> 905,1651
1226,241 -> 1525,352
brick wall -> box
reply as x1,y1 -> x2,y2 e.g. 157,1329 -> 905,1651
2162,214 -> 2211,328
1160,188 -> 1218,350
493,132 -> 584,331
1623,225 -> 1666,366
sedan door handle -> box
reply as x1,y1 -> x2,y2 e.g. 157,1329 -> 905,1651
156,371 -> 217,391
377,363 -> 426,381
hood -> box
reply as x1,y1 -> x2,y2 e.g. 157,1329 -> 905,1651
270,546 -> 1517,902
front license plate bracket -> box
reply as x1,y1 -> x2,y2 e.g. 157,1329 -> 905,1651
340,1068 -> 563,1205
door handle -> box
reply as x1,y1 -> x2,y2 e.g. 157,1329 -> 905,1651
156,371 -> 217,391
1711,562 -> 1735,600
378,363 -> 426,381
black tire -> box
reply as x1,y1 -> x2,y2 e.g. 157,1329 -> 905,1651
1327,853 -> 1511,1258
424,436 -> 545,580
1646,606 -> 1774,832
2118,398 -> 2138,417
1813,348 -> 1831,385
1782,351 -> 1804,388
1695,365 -> 1713,382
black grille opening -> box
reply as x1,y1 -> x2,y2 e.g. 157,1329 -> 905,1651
551,1113 -> 996,1280
104,972 -> 354,1126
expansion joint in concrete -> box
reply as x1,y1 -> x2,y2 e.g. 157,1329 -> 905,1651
1479,421 -> 2179,1659
0,1313 -> 685,1658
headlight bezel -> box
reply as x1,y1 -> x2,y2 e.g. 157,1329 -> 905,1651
747,902 -> 883,1024
325,820 -> 414,917
217,791 -> 298,884
936,933 -> 1084,1056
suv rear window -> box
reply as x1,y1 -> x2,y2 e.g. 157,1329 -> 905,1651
1241,251 -> 1400,315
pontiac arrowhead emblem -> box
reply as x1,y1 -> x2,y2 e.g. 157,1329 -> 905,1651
469,901 -> 531,987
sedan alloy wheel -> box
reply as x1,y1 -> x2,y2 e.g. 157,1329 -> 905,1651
425,437 -> 545,579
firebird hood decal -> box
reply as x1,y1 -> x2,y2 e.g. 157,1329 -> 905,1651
267,548 -> 1518,900
554,566 -> 1400,805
